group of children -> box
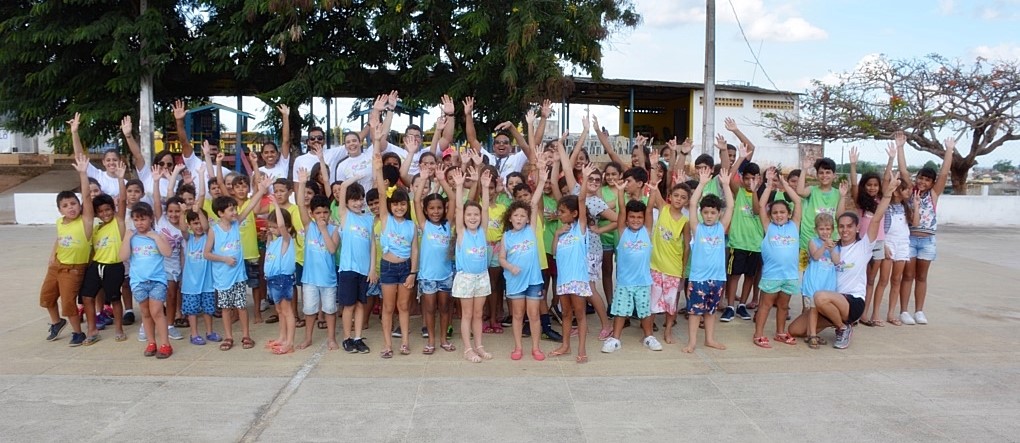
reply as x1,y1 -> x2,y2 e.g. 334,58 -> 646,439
41,97 -> 952,362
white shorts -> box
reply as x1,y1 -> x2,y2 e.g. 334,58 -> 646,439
885,236 -> 909,262
452,272 -> 490,299
302,284 -> 337,315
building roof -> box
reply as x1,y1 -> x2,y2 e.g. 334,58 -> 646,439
187,103 -> 256,120
566,76 -> 800,105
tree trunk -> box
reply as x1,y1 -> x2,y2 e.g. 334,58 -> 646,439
950,163 -> 969,195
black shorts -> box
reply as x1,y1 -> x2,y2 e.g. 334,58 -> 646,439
337,271 -> 368,307
727,249 -> 761,277
79,262 -> 126,302
294,263 -> 303,287
245,259 -> 261,288
844,294 -> 865,324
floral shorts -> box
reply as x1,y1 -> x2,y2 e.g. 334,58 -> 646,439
216,281 -> 248,309
452,272 -> 490,299
686,280 -> 724,316
650,270 -> 682,315
557,280 -> 592,297
611,285 -> 651,318
587,232 -> 603,279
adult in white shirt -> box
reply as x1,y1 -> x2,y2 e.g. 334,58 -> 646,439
172,100 -> 231,191
68,112 -> 126,198
463,96 -> 538,180
292,126 -> 347,184
788,175 -> 895,349
254,104 -> 292,180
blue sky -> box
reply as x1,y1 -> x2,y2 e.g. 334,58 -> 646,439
215,0 -> 1020,167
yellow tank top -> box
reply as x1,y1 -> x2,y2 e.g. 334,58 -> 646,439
650,207 -> 688,277
283,204 -> 305,266
92,219 -> 122,264
486,203 -> 507,243
535,217 -> 548,269
238,198 -> 259,260
56,216 -> 90,265
203,199 -> 218,222
373,218 -> 383,267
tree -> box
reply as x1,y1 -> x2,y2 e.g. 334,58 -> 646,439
762,55 -> 1020,194
993,159 -> 1015,173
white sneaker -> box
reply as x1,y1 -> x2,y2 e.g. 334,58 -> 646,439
601,337 -> 621,353
137,325 -> 147,342
259,299 -> 271,312
643,335 -> 663,351
914,311 -> 928,325
900,311 -> 916,325
167,325 -> 184,340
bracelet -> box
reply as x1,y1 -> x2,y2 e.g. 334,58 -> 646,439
409,271 -> 418,275
444,112 -> 454,116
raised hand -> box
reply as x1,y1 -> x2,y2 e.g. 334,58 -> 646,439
581,114 -> 590,131
911,189 -> 921,206
277,104 -> 290,117
372,93 -> 387,112
435,115 -> 447,132
150,165 -> 163,183
441,94 -> 454,115
541,99 -> 552,118
724,117 -> 738,132
884,175 -> 899,197
215,152 -> 225,165
450,167 -> 465,186
839,180 -> 850,197
525,109 -> 536,127
114,161 -> 127,179
886,142 -> 897,159
120,115 -> 133,137
680,137 -> 694,155
698,168 -> 711,183
386,90 -> 400,108
649,150 -> 660,167
258,173 -> 273,192
849,146 -> 859,164
944,137 -> 956,154
739,142 -> 753,158
462,96 -> 475,115
635,134 -> 647,147
718,168 -> 731,186
893,130 -> 906,148
466,165 -> 478,182
714,134 -> 727,151
72,153 -> 89,173
495,121 -> 514,132
297,167 -> 309,183
480,168 -> 493,188
171,163 -> 186,177
67,112 -> 81,133
581,162 -> 597,180
202,139 -> 214,158
172,99 -> 187,121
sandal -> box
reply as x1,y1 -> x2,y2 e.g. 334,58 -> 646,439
316,320 -> 327,330
83,335 -> 101,346
463,348 -> 482,363
241,337 -> 255,349
532,349 -> 546,361
219,338 -> 234,351
295,318 -> 306,328
597,328 -> 612,341
423,345 -> 435,355
887,318 -> 902,326
265,315 -> 279,324
510,348 -> 523,360
774,333 -> 797,345
114,333 -> 128,342
380,349 -> 393,359
491,324 -> 504,334
815,336 -> 828,345
440,341 -> 456,352
806,336 -> 822,349
576,354 -> 588,364
475,345 -> 493,360
860,319 -> 875,327
399,344 -> 411,355
482,322 -> 495,334
753,336 -> 772,349
271,344 -> 293,355
871,319 -> 885,327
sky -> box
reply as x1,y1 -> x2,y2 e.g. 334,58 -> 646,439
214,0 -> 1020,167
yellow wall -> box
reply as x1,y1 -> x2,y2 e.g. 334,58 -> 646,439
616,97 -> 690,140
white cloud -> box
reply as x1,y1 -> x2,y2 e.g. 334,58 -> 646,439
937,0 -> 955,15
973,43 -> 1020,61
633,0 -> 827,42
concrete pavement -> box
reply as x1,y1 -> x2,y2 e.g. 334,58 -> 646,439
0,225 -> 1018,442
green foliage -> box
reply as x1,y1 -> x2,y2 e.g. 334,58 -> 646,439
993,159 -> 1015,173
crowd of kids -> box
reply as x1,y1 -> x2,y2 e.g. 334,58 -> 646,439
41,93 -> 953,361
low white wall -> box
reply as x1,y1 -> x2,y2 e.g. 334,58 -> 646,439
12,193 -> 1020,226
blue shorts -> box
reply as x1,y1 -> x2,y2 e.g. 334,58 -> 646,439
182,292 -> 216,316
380,260 -> 411,285
686,280 -> 724,316
132,281 -> 167,303
506,283 -> 544,300
419,275 -> 453,295
267,274 -> 295,303
244,259 -> 261,288
294,263 -> 303,287
611,285 -> 651,318
909,235 -> 936,261
367,281 -> 381,297
337,271 -> 369,307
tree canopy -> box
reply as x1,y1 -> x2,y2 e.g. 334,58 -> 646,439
761,54 -> 1020,193
0,0 -> 640,153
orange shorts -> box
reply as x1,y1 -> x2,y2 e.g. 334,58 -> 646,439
39,262 -> 87,318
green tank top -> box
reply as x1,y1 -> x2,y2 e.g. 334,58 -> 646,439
799,186 -> 840,250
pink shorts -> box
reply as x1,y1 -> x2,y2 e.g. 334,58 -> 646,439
650,270 -> 682,315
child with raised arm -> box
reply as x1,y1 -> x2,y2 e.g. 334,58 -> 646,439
453,167 -> 494,362
648,176 -> 692,344
41,154 -> 94,345
270,178 -> 304,326
294,168 -> 341,351
683,167 -> 735,353
752,169 -> 803,348
721,146 -> 763,324
601,177 -> 656,353
334,175 -> 374,355
797,157 -> 841,271
79,161 -> 129,344
414,166 -> 457,355
264,202 -> 297,354
499,157 -> 550,361
152,165 -> 186,340
802,213 -> 840,348
181,172 -> 221,346
120,202 -> 173,357
203,175 -> 271,351
849,144 -> 894,327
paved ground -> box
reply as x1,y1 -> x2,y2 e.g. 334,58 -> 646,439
0,225 -> 1018,442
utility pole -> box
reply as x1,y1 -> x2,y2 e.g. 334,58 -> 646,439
138,0 -> 154,162
702,0 -> 716,156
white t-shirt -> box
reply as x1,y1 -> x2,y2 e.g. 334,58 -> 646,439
835,234 -> 874,299
291,147 -> 346,184
481,150 -> 528,179
407,144 -> 440,177
259,155 -> 291,181
333,153 -> 375,191
86,163 -> 124,198
136,166 -> 170,199
183,153 -> 231,189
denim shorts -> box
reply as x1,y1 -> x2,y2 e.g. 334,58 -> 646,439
302,284 -> 337,315
909,235 -> 937,261
267,274 -> 295,303
131,280 -> 167,303
367,281 -> 381,297
380,260 -> 411,285
418,274 -> 453,295
244,259 -> 261,288
506,283 -> 544,300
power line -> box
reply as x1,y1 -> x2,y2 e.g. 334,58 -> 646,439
726,0 -> 798,101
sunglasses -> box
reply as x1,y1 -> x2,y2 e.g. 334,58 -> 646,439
494,140 -> 511,145
158,161 -> 174,167
308,135 -> 325,141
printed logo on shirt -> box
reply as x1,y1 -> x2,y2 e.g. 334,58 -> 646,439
386,231 -> 411,248
768,234 -> 797,246
307,238 -> 327,252
132,243 -> 158,256
95,235 -> 111,249
507,239 -> 534,255
700,235 -> 724,247
817,207 -> 836,217
465,245 -> 486,258
836,261 -> 853,272
620,239 -> 649,252
265,251 -> 276,262
58,235 -> 78,248
348,224 -> 371,240
488,218 -> 502,230
426,231 -> 450,247
187,249 -> 205,261
220,240 -> 240,252
740,203 -> 754,215
657,225 -> 676,242
558,233 -> 581,247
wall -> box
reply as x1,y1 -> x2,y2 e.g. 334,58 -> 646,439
690,90 -> 799,168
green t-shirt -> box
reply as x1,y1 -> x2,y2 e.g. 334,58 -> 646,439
541,194 -> 560,254
598,186 -> 620,248
799,186 -> 840,250
728,187 -> 764,252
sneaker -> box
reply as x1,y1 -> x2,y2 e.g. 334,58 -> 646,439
68,332 -> 86,347
521,321 -> 531,337
46,318 -> 67,341
720,306 -> 736,323
143,342 -> 157,357
834,323 -> 853,349
167,326 -> 184,340
446,325 -> 454,340
735,304 -> 752,320
190,335 -> 206,345
98,312 -> 114,327
137,325 -> 147,342
156,344 -> 173,359
643,335 -> 663,351
500,315 -> 513,327
541,325 -> 563,342
421,326 -> 429,338
122,311 -> 135,326
353,338 -> 370,354
601,337 -> 621,353
342,338 -> 356,353
391,326 -> 402,338
259,299 -> 271,312
205,332 -> 223,342
914,311 -> 928,325
900,311 -> 916,325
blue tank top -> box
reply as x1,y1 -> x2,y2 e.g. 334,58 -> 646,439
264,236 -> 296,278
616,227 -> 652,287
302,222 -> 337,287
761,221 -> 800,280
129,233 -> 166,284
210,222 -> 247,290
555,222 -> 588,285
381,215 -> 414,259
802,238 -> 837,297
455,228 -> 488,274
419,220 -> 453,281
689,222 -> 727,282
502,226 -> 543,295
338,212 -> 374,275
182,233 -> 212,294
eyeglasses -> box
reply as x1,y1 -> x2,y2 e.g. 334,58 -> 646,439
494,140 -> 511,145
588,176 -> 602,183
158,161 -> 174,167
308,136 -> 325,141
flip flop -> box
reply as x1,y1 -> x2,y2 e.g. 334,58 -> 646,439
753,336 -> 772,349
860,319 -> 875,327
316,320 -> 327,330
265,315 -> 279,324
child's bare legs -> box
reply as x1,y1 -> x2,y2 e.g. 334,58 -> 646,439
663,312 -> 676,344
571,294 -> 588,362
737,274 -> 756,306
486,267 -> 504,327
753,292 -> 778,339
863,258 -> 880,321
913,258 -> 932,312
683,313 -> 700,353
397,285 -> 412,349
421,293 -> 437,349
510,298 -> 525,353
901,259 -> 916,314
725,276 -> 741,309
141,300 -> 156,346
297,313 -> 315,350
459,298 -> 474,351
775,293 -> 791,334
470,296 -> 486,350
587,282 -> 610,333
324,311 -> 338,350
601,250 -> 615,307
221,308 -> 234,342
381,284 -> 397,351
276,299 -> 295,351
437,292 -> 452,347
148,297 -> 169,346
552,295 -> 572,355
352,302 -> 365,338
526,298 -> 542,351
871,258 -> 892,323
166,280 -> 180,326
188,313 -> 199,338
110,299 -> 124,336
703,312 -> 725,349
363,296 -> 376,329
83,297 -> 99,337
807,307 -> 818,337
887,260 -> 906,322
